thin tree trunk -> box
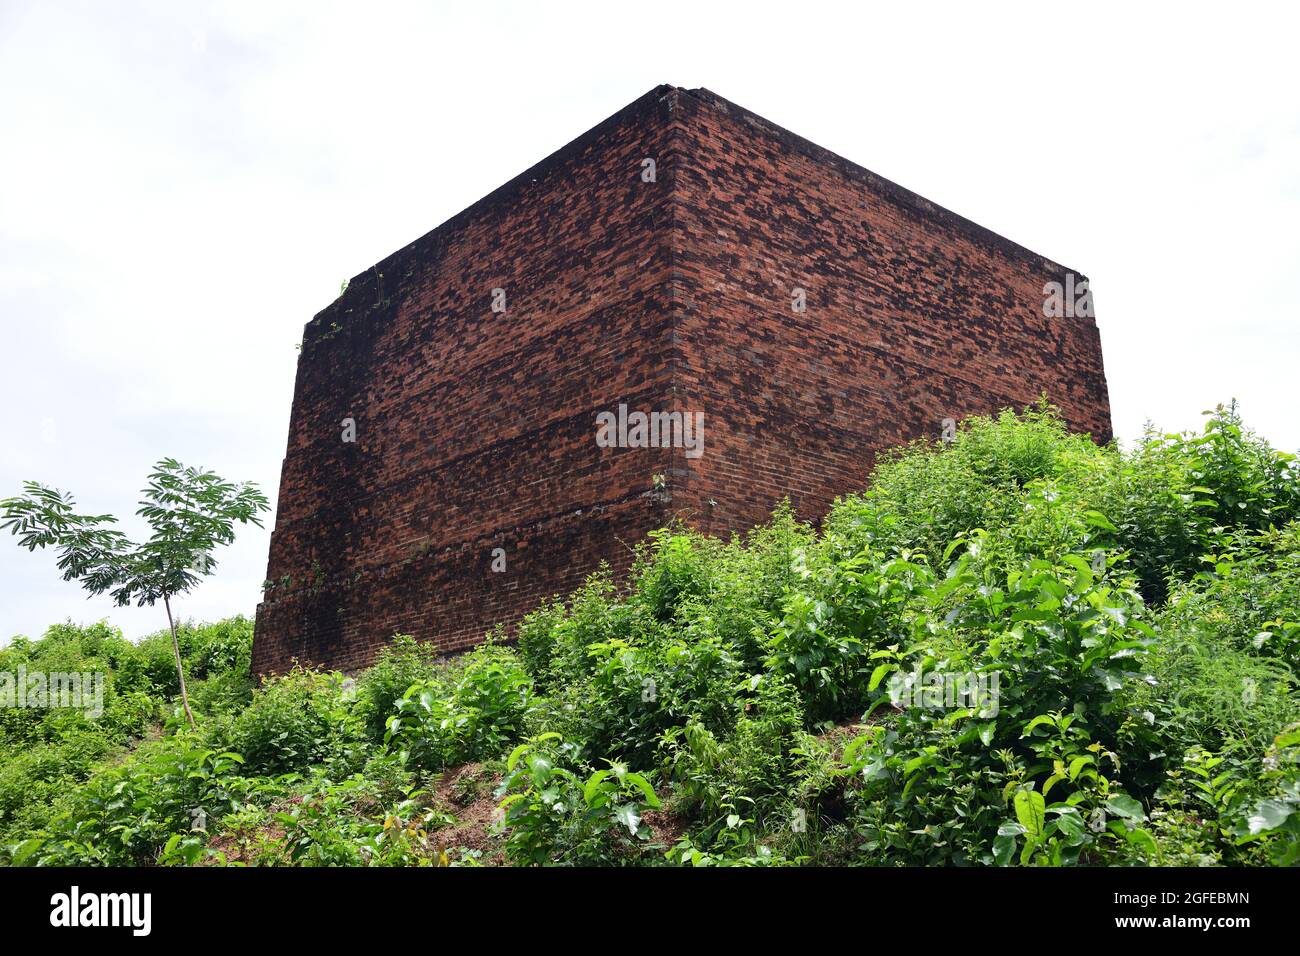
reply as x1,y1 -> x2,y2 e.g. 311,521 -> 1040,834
164,593 -> 197,730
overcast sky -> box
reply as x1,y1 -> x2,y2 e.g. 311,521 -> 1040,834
2,1 -> 1297,644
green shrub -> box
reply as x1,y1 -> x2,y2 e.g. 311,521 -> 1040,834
1227,723 -> 1300,864
631,528 -> 724,624
768,549 -> 931,723
549,630 -> 745,767
0,730 -> 118,858
496,734 -> 661,866
3,402 -> 1297,870
385,647 -> 532,771
222,667 -> 362,776
517,601 -> 568,689
355,634 -> 439,741
845,403 -> 1093,563
662,672 -> 806,838
1160,522 -> 1300,673
266,772 -> 456,867
14,738 -> 249,866
836,542 -> 1157,865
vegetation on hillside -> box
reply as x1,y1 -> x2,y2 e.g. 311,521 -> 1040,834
2,402 -> 1298,866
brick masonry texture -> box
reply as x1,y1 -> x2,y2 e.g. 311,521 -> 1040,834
252,85 -> 1111,676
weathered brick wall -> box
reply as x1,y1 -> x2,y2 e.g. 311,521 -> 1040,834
665,88 -> 1110,537
252,88 -> 682,674
253,85 -> 1110,675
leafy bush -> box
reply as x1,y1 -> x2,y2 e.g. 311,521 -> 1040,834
768,550 -> 930,723
662,672 -> 806,834
221,667 -> 363,777
544,630 -> 744,767
267,774 -> 457,867
385,647 -> 532,771
1229,723 -> 1300,864
4,401 -> 1298,870
496,734 -> 661,865
355,634 -> 439,741
15,739 -> 250,866
835,543 -> 1157,865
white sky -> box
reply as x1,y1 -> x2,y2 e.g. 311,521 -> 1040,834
2,1 -> 1297,644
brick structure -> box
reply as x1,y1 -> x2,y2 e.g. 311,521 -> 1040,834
252,85 -> 1110,675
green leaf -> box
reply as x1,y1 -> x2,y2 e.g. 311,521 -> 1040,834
1093,668 -> 1124,692
1246,799 -> 1295,835
613,803 -> 642,835
506,743 -> 529,772
868,663 -> 894,692
1052,807 -> 1085,841
1083,510 -> 1119,533
582,770 -> 611,806
621,772 -> 661,809
992,833 -> 1016,866
1014,790 -> 1046,838
1021,715 -> 1056,737
9,838 -> 43,866
1105,793 -> 1146,822
1042,773 -> 1066,799
1124,827 -> 1157,856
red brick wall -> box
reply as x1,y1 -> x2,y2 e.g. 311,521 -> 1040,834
252,88 -> 682,674
253,85 -> 1111,675
664,88 -> 1110,537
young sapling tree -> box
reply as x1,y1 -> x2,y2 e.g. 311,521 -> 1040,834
0,459 -> 270,728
